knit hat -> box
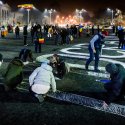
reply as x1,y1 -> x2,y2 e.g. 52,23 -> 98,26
105,63 -> 118,74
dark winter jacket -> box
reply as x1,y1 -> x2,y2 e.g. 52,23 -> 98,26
3,58 -> 24,89
105,63 -> 125,104
118,29 -> 124,39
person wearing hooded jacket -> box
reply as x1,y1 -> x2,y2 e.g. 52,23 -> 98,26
29,60 -> 56,102
103,63 -> 125,108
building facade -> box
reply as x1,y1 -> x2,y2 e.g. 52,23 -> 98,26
0,3 -> 12,25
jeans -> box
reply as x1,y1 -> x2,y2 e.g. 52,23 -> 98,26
86,45 -> 100,70
34,40 -> 41,53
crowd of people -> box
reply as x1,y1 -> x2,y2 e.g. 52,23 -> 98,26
13,23 -> 98,48
0,23 -> 125,108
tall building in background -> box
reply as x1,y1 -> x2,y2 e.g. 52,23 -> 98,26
0,1 -> 24,26
0,2 -> 11,25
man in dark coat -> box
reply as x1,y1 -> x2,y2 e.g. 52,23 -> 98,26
117,26 -> 125,49
23,25 -> 28,46
34,27 -> 43,53
103,63 -> 125,106
15,26 -> 20,39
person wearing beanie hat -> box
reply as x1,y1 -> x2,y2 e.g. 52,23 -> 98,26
29,59 -> 56,102
103,63 -> 125,107
85,32 -> 105,72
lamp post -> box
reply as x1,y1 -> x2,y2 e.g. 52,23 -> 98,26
76,9 -> 86,24
0,1 -> 3,25
45,9 -> 56,25
49,10 -> 52,24
27,9 -> 30,25
107,8 -> 114,25
0,1 -> 3,4
18,4 -> 35,26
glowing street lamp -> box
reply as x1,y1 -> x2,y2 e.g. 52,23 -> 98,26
76,9 -> 87,24
0,0 -> 3,5
107,8 -> 114,25
18,4 -> 35,25
44,9 -> 56,24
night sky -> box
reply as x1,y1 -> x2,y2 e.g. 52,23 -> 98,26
3,0 -> 125,16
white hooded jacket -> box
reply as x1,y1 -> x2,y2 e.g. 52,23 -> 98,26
29,63 -> 56,92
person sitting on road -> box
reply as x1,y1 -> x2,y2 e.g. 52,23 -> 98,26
3,57 -> 24,91
102,63 -> 125,108
19,48 -> 33,62
29,60 -> 57,102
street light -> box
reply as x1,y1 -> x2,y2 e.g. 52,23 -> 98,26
76,9 -> 87,24
107,8 -> 114,25
44,9 -> 56,25
0,0 -> 3,5
48,9 -> 56,25
18,4 -> 35,26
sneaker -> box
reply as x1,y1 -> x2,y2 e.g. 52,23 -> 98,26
85,65 -> 88,70
35,94 -> 44,103
24,44 -> 28,46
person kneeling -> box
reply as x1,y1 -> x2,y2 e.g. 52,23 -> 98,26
29,60 -> 56,102
3,57 -> 24,91
102,63 -> 125,108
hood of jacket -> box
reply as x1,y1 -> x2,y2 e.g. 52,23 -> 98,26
41,63 -> 52,72
106,63 -> 119,74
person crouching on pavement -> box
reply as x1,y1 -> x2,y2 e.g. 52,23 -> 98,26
29,60 -> 57,102
3,57 -> 24,91
102,63 -> 125,108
